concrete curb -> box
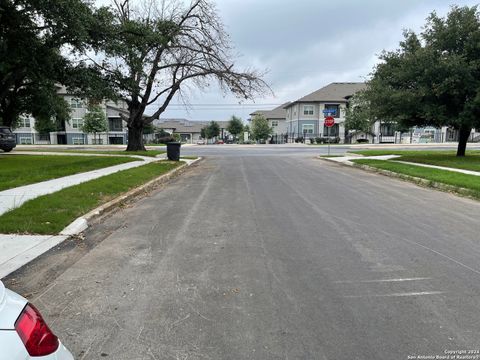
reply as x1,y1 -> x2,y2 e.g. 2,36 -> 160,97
318,156 -> 479,201
59,157 -> 202,236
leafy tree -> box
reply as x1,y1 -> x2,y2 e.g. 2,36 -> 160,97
0,0 -> 98,128
250,115 -> 272,141
206,121 -> 220,139
82,104 -> 107,144
345,92 -> 374,134
200,127 -> 208,140
87,0 -> 269,151
226,116 -> 244,141
363,5 -> 480,156
143,123 -> 155,135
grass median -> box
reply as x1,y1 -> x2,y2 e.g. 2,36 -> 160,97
0,160 -> 182,234
15,149 -> 165,158
352,159 -> 480,199
0,155 -> 137,191
349,150 -> 480,172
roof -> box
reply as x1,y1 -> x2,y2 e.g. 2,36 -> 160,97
287,82 -> 366,106
250,102 -> 290,120
153,118 -> 231,133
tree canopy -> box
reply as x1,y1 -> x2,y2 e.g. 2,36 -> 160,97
227,116 -> 244,140
0,0 -> 99,128
202,121 -> 220,140
361,5 -> 480,156
250,115 -> 272,141
84,0 -> 269,151
82,104 -> 108,143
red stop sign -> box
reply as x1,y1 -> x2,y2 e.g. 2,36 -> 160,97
324,116 -> 335,127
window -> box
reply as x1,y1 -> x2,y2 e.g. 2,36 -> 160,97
303,105 -> 314,116
324,124 -> 339,137
380,123 -> 395,136
70,98 -> 83,109
302,124 -> 314,134
20,117 -> 31,128
38,134 -> 50,142
19,136 -> 32,144
109,118 -> 123,131
324,104 -> 340,118
271,120 -> 279,127
72,137 -> 85,145
71,118 -> 83,129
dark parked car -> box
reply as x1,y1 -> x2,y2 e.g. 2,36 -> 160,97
0,126 -> 16,152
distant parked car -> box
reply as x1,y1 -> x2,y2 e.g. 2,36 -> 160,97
0,126 -> 16,152
0,281 -> 74,360
215,140 -> 224,144
196,139 -> 205,145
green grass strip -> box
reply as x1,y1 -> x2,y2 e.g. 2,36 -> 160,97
349,150 -> 480,172
0,161 -> 181,234
0,155 -> 137,191
15,149 -> 165,157
353,159 -> 480,199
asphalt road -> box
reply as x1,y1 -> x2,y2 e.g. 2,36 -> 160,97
8,146 -> 480,360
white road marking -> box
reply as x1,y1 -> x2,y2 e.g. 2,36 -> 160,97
343,291 -> 444,298
335,277 -> 431,284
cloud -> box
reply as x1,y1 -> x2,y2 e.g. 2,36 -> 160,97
95,0 -> 479,121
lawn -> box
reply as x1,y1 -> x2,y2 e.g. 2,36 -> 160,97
0,155 -> 137,191
352,159 -> 480,199
16,149 -> 165,158
0,160 -> 181,234
349,150 -> 480,172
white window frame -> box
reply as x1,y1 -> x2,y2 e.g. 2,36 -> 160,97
303,105 -> 314,116
72,137 -> 85,145
71,118 -> 83,129
302,124 -> 314,134
20,117 -> 31,128
70,98 -> 83,109
271,120 -> 279,127
19,136 -> 32,144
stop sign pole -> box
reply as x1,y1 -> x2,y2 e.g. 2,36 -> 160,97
324,115 -> 335,156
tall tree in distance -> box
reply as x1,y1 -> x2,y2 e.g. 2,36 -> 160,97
207,121 -> 220,140
226,116 -> 244,142
362,5 -> 480,156
82,104 -> 108,144
87,0 -> 270,151
250,114 -> 272,142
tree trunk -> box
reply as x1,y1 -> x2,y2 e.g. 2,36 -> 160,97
126,103 -> 147,151
456,125 -> 472,157
127,124 -> 146,151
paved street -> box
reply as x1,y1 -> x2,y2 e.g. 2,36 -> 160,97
7,145 -> 480,360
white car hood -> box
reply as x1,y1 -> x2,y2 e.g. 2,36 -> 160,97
0,281 -> 27,330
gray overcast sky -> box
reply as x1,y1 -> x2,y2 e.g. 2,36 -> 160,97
97,0 -> 480,122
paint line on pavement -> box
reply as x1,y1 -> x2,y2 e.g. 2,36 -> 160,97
343,291 -> 445,298
335,277 -> 431,284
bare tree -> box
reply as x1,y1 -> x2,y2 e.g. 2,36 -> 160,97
88,0 -> 270,151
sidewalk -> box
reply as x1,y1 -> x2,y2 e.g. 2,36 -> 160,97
0,153 -> 163,216
0,155 -> 196,279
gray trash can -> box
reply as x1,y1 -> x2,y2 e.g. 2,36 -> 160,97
166,142 -> 181,161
